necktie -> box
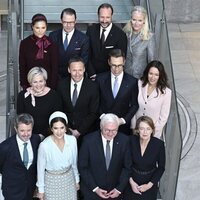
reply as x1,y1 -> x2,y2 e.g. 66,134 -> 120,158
23,143 -> 29,168
63,33 -> 68,50
100,28 -> 106,46
72,83 -> 78,106
112,76 -> 119,98
105,140 -> 111,170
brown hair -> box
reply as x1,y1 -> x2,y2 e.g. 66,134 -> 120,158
134,116 -> 155,136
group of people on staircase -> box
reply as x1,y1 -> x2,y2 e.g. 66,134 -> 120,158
0,3 -> 172,200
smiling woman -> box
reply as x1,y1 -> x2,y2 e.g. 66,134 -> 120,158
131,60 -> 172,138
17,67 -> 62,138
19,13 -> 58,89
36,111 -> 79,200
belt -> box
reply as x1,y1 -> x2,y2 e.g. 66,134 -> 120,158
46,166 -> 71,175
132,167 -> 155,175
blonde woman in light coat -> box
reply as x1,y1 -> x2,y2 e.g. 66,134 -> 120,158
123,6 -> 157,79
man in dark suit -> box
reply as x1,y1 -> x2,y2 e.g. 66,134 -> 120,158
78,113 -> 131,199
86,3 -> 127,80
0,113 -> 40,200
49,8 -> 89,78
56,57 -> 99,144
96,49 -> 139,135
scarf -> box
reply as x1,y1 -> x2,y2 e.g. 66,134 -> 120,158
24,86 -> 50,107
32,35 -> 51,59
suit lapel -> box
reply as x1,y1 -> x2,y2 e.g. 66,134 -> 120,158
96,132 -> 107,169
108,135 -> 120,171
13,136 -> 24,165
104,75 -> 114,100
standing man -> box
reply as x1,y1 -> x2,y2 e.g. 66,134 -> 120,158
87,3 -> 127,80
56,57 -> 99,145
78,113 -> 131,200
49,8 -> 89,78
0,113 -> 40,200
96,49 -> 139,135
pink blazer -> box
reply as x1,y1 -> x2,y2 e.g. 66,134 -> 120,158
131,80 -> 172,138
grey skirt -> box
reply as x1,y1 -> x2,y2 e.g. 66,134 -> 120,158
44,167 -> 77,200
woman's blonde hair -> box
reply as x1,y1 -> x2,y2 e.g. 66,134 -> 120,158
123,6 -> 150,40
27,67 -> 48,84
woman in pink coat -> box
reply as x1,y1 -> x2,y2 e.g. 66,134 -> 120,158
131,60 -> 171,138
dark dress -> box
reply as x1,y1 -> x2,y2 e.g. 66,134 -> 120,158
17,89 -> 62,137
124,135 -> 165,200
19,35 -> 58,89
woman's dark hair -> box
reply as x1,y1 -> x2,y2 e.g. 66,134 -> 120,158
49,117 -> 68,134
134,116 -> 155,136
31,13 -> 47,26
141,60 -> 169,94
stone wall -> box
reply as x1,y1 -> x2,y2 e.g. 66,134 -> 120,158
165,0 -> 200,22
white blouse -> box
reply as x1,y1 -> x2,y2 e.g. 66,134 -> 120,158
36,134 -> 79,193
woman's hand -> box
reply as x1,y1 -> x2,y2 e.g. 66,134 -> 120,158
129,178 -> 141,195
137,182 -> 153,193
37,192 -> 44,200
76,183 -> 80,190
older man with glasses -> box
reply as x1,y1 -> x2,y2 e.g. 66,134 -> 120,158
78,113 -> 132,200
96,49 -> 139,135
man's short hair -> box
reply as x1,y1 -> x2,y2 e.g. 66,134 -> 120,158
60,8 -> 77,20
100,113 -> 119,129
68,56 -> 85,68
108,49 -> 125,61
97,3 -> 113,15
14,113 -> 34,129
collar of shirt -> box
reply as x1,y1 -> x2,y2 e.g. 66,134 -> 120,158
100,23 -> 112,40
70,78 -> 84,99
111,71 -> 124,90
101,134 -> 113,156
62,28 -> 75,44
16,134 -> 33,168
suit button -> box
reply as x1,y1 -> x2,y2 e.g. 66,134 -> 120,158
145,102 -> 147,104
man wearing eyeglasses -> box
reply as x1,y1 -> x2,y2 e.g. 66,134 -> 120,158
96,49 -> 139,135
78,113 -> 131,200
49,8 -> 89,79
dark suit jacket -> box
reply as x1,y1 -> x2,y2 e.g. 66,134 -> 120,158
49,28 -> 89,78
78,131 -> 132,200
0,134 -> 40,200
96,72 -> 139,134
86,23 -> 127,77
56,77 -> 99,135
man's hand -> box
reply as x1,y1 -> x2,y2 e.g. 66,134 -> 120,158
69,128 -> 81,138
95,188 -> 109,199
107,188 -> 120,198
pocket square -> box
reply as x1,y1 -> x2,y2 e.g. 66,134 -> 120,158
105,46 -> 114,49
75,48 -> 81,50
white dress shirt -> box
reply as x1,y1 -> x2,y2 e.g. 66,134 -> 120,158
101,134 -> 113,157
100,23 -> 112,41
70,78 -> 84,101
16,134 -> 33,169
62,28 -> 75,44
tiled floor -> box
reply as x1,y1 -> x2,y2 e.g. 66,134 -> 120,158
168,23 -> 200,200
0,23 -> 200,199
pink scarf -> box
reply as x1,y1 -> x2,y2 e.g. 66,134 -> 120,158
24,87 -> 50,107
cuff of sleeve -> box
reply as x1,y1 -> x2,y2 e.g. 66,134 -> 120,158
100,113 -> 105,119
116,188 -> 121,194
92,186 -> 99,192
121,118 -> 126,124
